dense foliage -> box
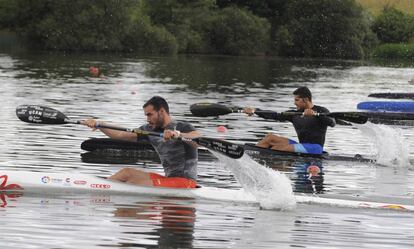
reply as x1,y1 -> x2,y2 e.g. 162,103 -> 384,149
3,0 -> 409,59
372,7 -> 414,43
0,0 -> 178,53
142,1 -> 270,55
274,0 -> 378,59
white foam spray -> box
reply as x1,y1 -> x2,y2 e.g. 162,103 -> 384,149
358,123 -> 412,168
211,151 -> 296,210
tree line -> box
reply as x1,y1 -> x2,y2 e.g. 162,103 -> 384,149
0,0 -> 413,59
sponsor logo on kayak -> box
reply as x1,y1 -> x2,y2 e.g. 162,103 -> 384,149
90,195 -> 111,204
52,178 -> 63,184
41,176 -> 63,184
90,183 -> 111,189
41,176 -> 50,183
63,177 -> 71,186
74,180 -> 87,185
380,204 -> 407,210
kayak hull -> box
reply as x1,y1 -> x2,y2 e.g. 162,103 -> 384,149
81,138 -> 375,163
244,144 -> 374,163
368,93 -> 414,100
2,170 -> 414,211
0,170 -> 258,204
357,101 -> 414,112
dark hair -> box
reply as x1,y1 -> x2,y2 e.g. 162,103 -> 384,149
143,96 -> 170,114
293,87 -> 312,101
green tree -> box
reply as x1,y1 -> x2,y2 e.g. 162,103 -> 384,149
0,0 -> 177,53
143,0 -> 216,53
143,0 -> 269,55
1,0 -> 135,50
372,7 -> 414,43
207,7 -> 270,55
275,0 -> 377,59
216,0 -> 289,52
123,14 -> 178,54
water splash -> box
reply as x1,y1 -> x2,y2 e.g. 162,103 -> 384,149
211,151 -> 296,210
357,123 -> 412,168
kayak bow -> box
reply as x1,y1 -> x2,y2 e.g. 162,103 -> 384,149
1,170 -> 413,212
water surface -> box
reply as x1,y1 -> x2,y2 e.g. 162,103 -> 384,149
0,52 -> 413,248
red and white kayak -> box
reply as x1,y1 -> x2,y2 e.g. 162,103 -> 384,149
0,170 -> 257,204
1,170 -> 413,212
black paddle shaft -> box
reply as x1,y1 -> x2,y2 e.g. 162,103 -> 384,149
16,105 -> 244,159
190,103 -> 414,124
189,103 -> 366,123
91,126 -> 245,159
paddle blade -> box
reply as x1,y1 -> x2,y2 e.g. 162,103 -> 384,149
193,137 -> 244,159
329,112 -> 369,124
16,105 -> 69,124
190,103 -> 238,117
331,112 -> 414,124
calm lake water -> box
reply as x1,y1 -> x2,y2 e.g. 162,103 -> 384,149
1,51 -> 414,248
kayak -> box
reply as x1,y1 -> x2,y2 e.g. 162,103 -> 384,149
368,93 -> 414,100
80,138 -> 213,163
0,170 -> 257,204
81,138 -> 154,152
1,170 -> 413,211
357,101 -> 414,112
81,138 -> 375,163
243,144 -> 374,163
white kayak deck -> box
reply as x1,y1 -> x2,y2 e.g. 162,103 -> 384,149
1,170 -> 413,212
0,170 -> 258,204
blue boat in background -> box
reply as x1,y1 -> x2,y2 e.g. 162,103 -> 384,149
357,101 -> 414,113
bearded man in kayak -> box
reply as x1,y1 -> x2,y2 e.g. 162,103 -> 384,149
82,96 -> 200,188
244,86 -> 335,154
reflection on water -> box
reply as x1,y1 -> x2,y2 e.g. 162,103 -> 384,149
252,156 -> 325,194
113,199 -> 196,248
1,51 -> 414,248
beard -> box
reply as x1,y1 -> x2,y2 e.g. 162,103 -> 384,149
149,112 -> 165,130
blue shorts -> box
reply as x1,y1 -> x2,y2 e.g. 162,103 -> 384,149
288,140 -> 323,154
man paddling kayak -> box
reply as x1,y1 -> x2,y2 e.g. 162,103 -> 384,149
82,96 -> 200,188
244,87 -> 335,154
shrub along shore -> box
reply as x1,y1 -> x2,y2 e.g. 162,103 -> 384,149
1,0 -> 414,60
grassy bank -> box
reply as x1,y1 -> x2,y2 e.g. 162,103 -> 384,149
356,0 -> 414,15
357,0 -> 414,60
373,43 -> 414,59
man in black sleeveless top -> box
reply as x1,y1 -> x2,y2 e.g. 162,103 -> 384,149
245,87 -> 335,154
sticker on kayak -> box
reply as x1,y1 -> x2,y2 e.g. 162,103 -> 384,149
0,175 -> 24,208
0,175 -> 24,191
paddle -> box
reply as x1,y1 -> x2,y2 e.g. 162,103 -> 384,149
368,92 -> 414,100
190,103 -> 414,124
190,103 -> 244,117
16,105 -> 244,159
